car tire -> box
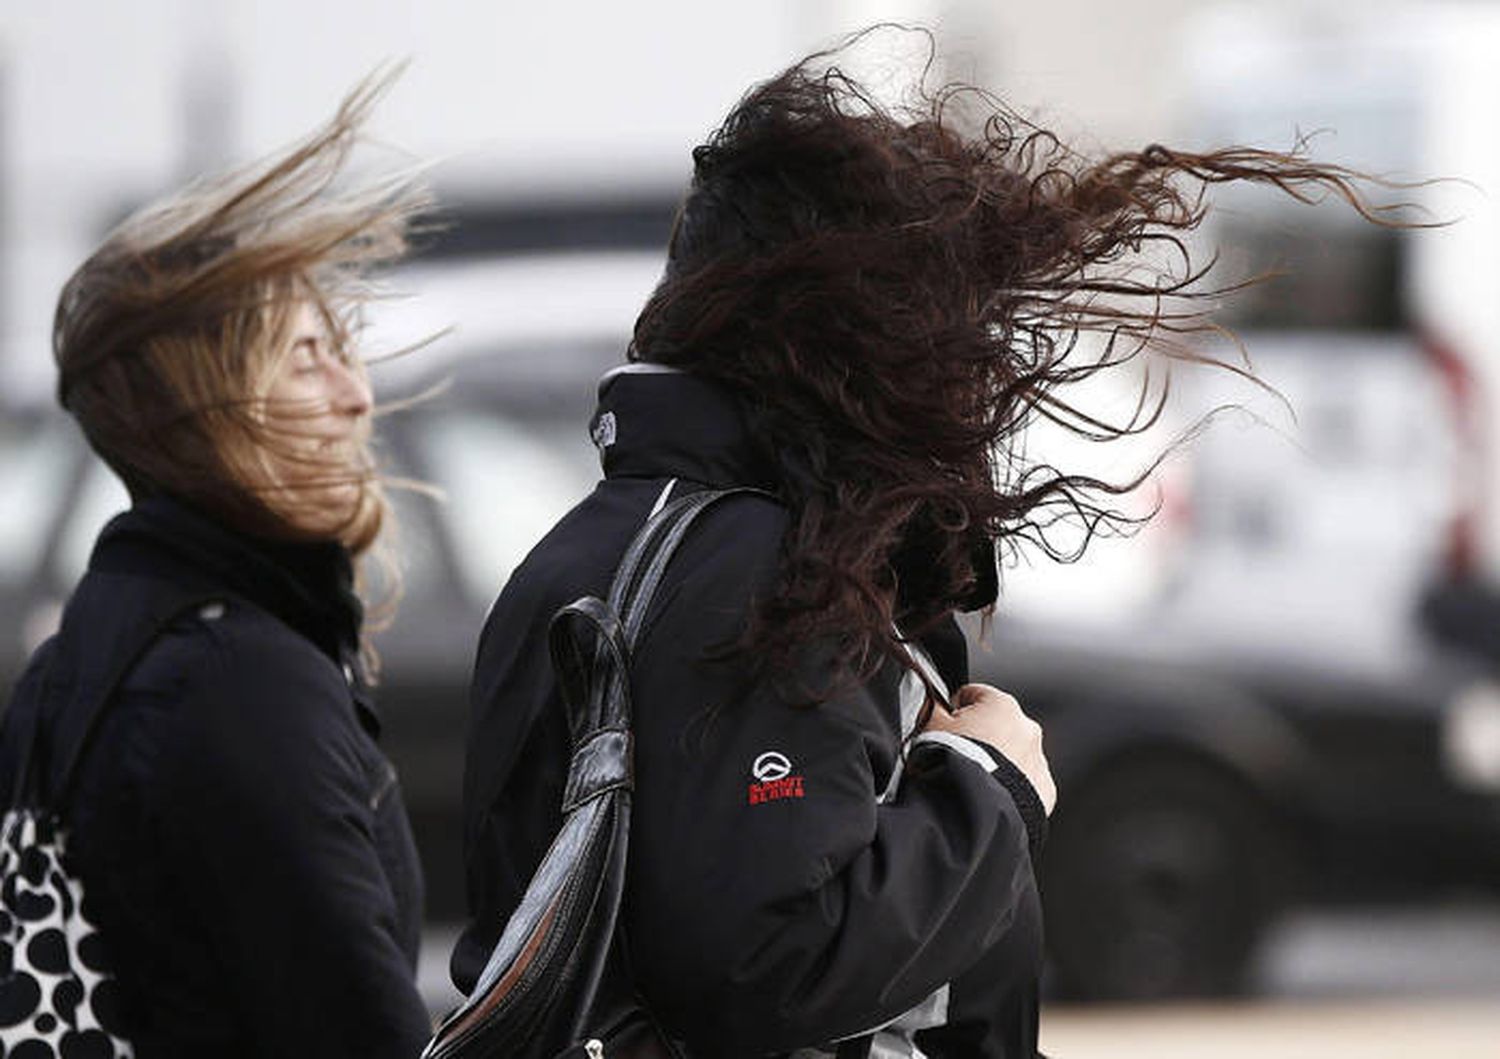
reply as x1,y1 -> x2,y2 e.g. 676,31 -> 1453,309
1041,753 -> 1284,1001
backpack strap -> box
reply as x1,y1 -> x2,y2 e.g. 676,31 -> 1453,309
7,643 -> 60,810
551,486 -> 770,741
10,577 -> 227,814
429,487 -> 773,1058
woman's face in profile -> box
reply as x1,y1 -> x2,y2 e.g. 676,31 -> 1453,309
261,300 -> 373,536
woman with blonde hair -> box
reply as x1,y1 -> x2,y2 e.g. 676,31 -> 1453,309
0,75 -> 432,1057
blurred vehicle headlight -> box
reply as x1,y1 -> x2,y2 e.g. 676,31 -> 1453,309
1444,682 -> 1500,791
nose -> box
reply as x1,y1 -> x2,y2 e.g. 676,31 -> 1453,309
329,359 -> 372,418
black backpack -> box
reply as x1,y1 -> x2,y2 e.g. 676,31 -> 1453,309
425,488 -> 760,1059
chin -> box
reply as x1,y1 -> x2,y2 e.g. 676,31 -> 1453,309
270,481 -> 362,541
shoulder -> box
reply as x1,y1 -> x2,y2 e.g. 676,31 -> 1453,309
132,597 -> 341,704
665,491 -> 787,588
137,602 -> 377,836
661,490 -> 787,599
127,598 -> 354,770
625,491 -> 787,661
491,484 -> 785,623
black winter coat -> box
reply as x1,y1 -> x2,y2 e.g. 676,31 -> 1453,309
455,368 -> 1047,1058
0,497 -> 431,1058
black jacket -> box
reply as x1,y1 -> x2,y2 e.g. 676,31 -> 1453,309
0,497 -> 431,1057
456,368 -> 1046,1058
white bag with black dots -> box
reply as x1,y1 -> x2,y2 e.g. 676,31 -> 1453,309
0,589 -> 221,1059
0,808 -> 129,1057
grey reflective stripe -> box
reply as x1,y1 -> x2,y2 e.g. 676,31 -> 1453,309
904,637 -> 950,704
878,667 -> 925,805
853,636 -> 957,1052
878,638 -> 951,805
648,478 -> 678,519
910,730 -> 998,774
854,984 -> 951,1059
872,984 -> 949,1057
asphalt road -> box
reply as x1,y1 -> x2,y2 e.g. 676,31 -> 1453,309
1051,906 -> 1500,1057
1040,1000 -> 1500,1059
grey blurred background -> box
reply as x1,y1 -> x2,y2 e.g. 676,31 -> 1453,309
4,2 -> 1500,1056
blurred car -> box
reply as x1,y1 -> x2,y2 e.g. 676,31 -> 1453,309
1000,228 -> 1500,997
5,240 -> 1500,1005
976,612 -> 1500,999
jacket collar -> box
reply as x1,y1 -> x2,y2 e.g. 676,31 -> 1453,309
590,363 -> 998,615
590,364 -> 778,490
87,495 -> 364,671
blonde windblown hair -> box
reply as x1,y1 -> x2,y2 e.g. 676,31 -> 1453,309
53,69 -> 428,559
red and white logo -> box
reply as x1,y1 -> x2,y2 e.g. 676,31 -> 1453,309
748,751 -> 805,805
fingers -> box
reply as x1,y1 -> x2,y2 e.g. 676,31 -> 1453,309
926,682 -> 1057,816
953,683 -> 1021,715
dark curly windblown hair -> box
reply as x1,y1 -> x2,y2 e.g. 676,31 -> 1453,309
630,31 -> 1407,692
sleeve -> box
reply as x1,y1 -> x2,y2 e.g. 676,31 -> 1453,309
912,730 -> 1049,856
622,507 -> 1040,1055
157,625 -> 431,1059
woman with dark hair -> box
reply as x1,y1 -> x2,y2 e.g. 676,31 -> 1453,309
454,37 -> 1391,1059
0,77 -> 433,1057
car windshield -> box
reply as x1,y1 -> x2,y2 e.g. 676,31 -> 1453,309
412,408 -> 599,606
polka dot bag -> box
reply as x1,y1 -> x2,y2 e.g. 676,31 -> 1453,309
0,807 -> 129,1058
0,589 -> 220,1059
